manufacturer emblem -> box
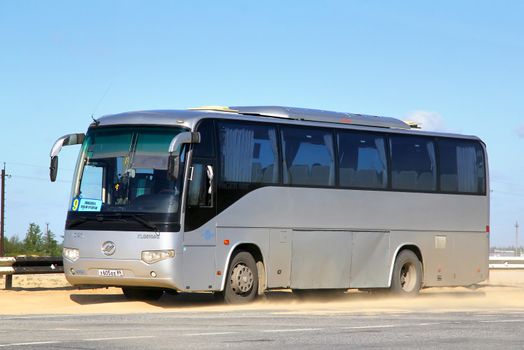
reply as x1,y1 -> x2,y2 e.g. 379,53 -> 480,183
101,241 -> 116,256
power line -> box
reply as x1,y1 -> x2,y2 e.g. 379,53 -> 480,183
0,161 -> 74,172
10,174 -> 71,184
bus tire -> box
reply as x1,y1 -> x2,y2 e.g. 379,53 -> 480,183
224,251 -> 258,304
122,287 -> 164,301
389,250 -> 422,295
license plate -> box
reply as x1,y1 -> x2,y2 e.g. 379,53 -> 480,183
98,269 -> 124,277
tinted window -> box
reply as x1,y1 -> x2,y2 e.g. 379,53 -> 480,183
281,127 -> 335,186
390,136 -> 437,191
338,131 -> 388,189
193,119 -> 215,158
439,139 -> 485,194
218,122 -> 279,184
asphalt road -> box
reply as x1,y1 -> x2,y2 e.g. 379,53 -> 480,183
1,307 -> 524,349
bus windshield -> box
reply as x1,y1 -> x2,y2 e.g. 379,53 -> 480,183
70,126 -> 186,217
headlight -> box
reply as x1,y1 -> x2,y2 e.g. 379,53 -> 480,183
63,247 -> 80,262
141,250 -> 175,264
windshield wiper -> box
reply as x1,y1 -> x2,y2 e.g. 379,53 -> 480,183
126,214 -> 159,232
68,216 -> 97,228
68,213 -> 159,232
97,213 -> 159,232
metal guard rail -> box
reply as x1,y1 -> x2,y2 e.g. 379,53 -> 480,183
0,256 -> 63,289
489,256 -> 524,270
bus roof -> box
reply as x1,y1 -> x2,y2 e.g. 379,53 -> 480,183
96,106 -> 413,128
94,106 -> 481,141
214,106 -> 412,129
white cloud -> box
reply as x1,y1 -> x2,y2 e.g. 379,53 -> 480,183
406,110 -> 448,132
517,124 -> 524,138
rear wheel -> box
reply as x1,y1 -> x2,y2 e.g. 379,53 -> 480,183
223,251 -> 258,304
122,287 -> 164,301
390,250 -> 422,295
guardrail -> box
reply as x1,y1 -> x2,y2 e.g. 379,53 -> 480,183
489,256 -> 524,270
0,256 -> 63,289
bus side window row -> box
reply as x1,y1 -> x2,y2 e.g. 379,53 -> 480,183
214,120 -> 486,195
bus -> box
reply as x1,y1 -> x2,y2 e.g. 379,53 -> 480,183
49,106 -> 489,303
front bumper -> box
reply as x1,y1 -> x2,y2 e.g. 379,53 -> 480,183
64,258 -> 180,290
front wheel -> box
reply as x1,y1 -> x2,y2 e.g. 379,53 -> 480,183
223,251 -> 259,304
389,250 -> 422,295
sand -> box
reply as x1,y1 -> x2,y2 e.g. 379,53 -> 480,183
1,270 -> 524,316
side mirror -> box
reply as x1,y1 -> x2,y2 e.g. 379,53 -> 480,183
49,133 -> 85,182
167,132 -> 200,180
50,156 -> 58,182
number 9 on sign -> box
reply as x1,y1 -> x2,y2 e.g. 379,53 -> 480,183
72,198 -> 79,211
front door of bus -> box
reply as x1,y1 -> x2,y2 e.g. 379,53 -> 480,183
184,119 -> 217,236
182,120 -> 218,291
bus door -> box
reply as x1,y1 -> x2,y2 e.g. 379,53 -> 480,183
184,119 -> 217,239
182,120 -> 218,290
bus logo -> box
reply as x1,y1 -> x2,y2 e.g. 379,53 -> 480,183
101,241 -> 116,256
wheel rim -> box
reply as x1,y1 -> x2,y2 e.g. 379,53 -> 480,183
230,263 -> 254,295
400,263 -> 417,292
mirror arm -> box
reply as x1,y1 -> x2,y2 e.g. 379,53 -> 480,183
50,133 -> 85,158
167,132 -> 200,180
49,133 -> 85,182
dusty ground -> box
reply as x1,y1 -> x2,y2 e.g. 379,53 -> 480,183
1,270 -> 523,315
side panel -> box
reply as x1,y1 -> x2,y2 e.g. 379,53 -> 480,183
267,229 -> 291,288
350,231 -> 390,288
182,222 -> 218,291
217,187 -> 488,234
423,233 -> 453,285
215,187 -> 488,288
182,246 -> 217,291
290,230 -> 351,289
452,232 -> 489,285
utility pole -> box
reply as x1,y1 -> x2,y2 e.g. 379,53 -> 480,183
1,163 -> 8,257
45,222 -> 50,252
516,221 -> 520,257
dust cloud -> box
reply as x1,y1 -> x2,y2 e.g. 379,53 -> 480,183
1,270 -> 524,315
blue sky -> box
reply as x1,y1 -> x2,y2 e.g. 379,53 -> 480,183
0,1 -> 523,246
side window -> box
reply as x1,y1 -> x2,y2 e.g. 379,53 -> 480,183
192,119 -> 215,158
79,164 -> 103,200
390,136 -> 437,192
218,122 -> 279,184
438,139 -> 486,194
188,164 -> 213,207
338,131 -> 388,189
281,127 -> 335,186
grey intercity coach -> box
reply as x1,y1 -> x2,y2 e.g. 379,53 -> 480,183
49,106 -> 489,303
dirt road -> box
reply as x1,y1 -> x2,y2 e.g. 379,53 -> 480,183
1,270 -> 523,315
